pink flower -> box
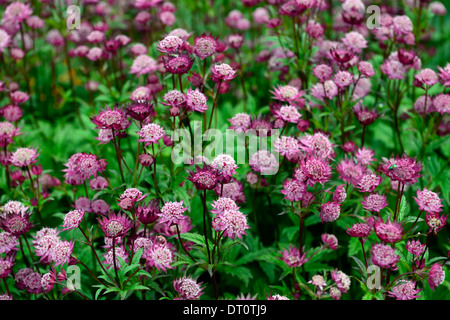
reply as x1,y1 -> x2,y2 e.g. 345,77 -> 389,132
347,223 -> 372,238
414,187 -> 443,213
300,155 -> 332,186
185,88 -> 208,112
342,31 -> 367,53
249,150 -> 278,175
333,71 -> 354,88
428,263 -> 445,291
163,53 -> 195,75
212,209 -> 250,240
438,63 -> 450,87
229,113 -> 251,133
193,34 -> 217,59
371,243 -> 399,270
393,15 -> 413,35
274,105 -> 302,123
333,184 -> 347,203
210,63 -> 237,82
211,154 -> 238,180
433,94 -> 450,115
145,236 -> 174,272
130,55 -> 158,76
387,280 -> 421,300
187,165 -> 219,190
10,147 -> 39,168
91,105 -> 130,131
0,232 -> 18,254
414,68 -> 439,88
313,64 -> 333,82
331,269 -> 351,293
3,2 -> 33,23
355,147 -> 376,165
98,212 -> 132,238
321,233 -> 339,250
62,210 -> 85,231
374,218 -> 403,243
173,276 -> 204,300
271,85 -> 304,105
336,157 -> 364,186
157,35 -> 184,53
358,61 -> 375,77
137,123 -> 165,145
298,131 -> 334,160
281,179 -> 307,202
211,197 -> 239,215
279,245 -> 309,268
158,201 -> 188,226
362,193 -> 388,213
405,239 -> 426,256
10,91 -> 29,104
425,212 -> 448,234
381,59 -> 406,80
356,171 -> 381,193
380,154 -> 423,184
0,29 -> 11,53
320,202 -> 341,223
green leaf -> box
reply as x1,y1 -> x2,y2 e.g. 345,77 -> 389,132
398,195 -> 407,222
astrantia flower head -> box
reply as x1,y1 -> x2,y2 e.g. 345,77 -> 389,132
1,104 -> 23,122
331,269 -> 351,293
173,276 -> 204,300
298,131 -> 334,160
214,180 -> 246,202
0,255 -> 14,278
187,165 -> 219,190
300,155 -> 332,186
212,209 -> 250,240
354,104 -> 379,126
130,55 -> 158,77
281,179 -> 307,202
374,218 -> 403,243
145,236 -> 174,272
63,152 -> 107,184
387,280 -> 421,300
425,212 -> 447,234
118,188 -> 147,211
10,147 -> 39,168
49,240 -> 74,266
0,232 -> 18,254
380,154 -> 423,184
249,150 -> 278,175
321,233 -> 338,250
2,201 -> 29,217
279,245 -> 309,268
346,223 -> 372,238
157,35 -> 184,53
414,68 -> 439,88
211,154 -> 238,181
414,187 -> 443,213
210,197 -> 239,215
91,105 -> 130,131
330,46 -> 355,64
4,2 -> 33,23
62,210 -> 84,231
126,100 -> 155,122
362,193 -> 388,213
185,88 -> 208,113
433,94 -> 450,115
266,293 -> 289,300
333,184 -> 347,203
194,34 -> 217,60
309,275 -> 327,291
356,171 -> 381,193
336,157 -> 364,186
162,90 -> 186,107
103,246 -> 129,270
428,263 -> 445,291
313,64 -> 333,82
342,31 -> 367,53
358,61 -> 375,77
0,213 -> 33,236
210,63 -> 237,82
333,70 -> 354,88
380,59 -> 406,80
320,202 -> 341,223
137,123 -> 165,145
0,122 -> 20,147
158,201 -> 188,226
135,199 -> 160,225
271,85 -> 304,105
98,212 -> 132,238
371,243 -> 399,270
405,239 -> 426,256
274,135 -> 301,158
162,52 -> 195,75
274,105 -> 302,123
229,113 -> 251,133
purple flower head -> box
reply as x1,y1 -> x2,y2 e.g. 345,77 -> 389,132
300,155 -> 332,186
320,202 -> 341,223
137,123 -> 166,145
414,187 -> 443,213
91,105 -> 130,131
193,34 -> 217,60
387,280 -> 421,300
428,263 -> 445,291
380,154 -> 423,185
333,184 -> 347,203
173,276 -> 204,300
162,52 -> 195,75
279,245 -> 309,268
211,209 -> 250,240
425,212 -> 448,234
356,171 -> 381,193
210,63 -> 237,82
281,179 -> 307,202
331,269 -> 351,293
374,218 -> 403,243
130,55 -> 158,77
185,88 -> 208,113
405,239 -> 426,256
346,223 -> 372,238
321,233 -> 339,250
136,198 -> 161,225
62,210 -> 85,231
362,193 -> 388,213
158,201 -> 188,226
126,100 -> 155,122
187,165 -> 220,190
371,243 -> 399,270
98,212 -> 132,238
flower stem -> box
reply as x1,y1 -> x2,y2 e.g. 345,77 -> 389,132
207,81 -> 222,130
202,190 -> 212,263
176,224 -> 196,263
